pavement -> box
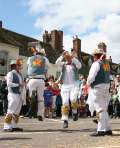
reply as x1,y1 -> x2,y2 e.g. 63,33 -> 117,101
0,116 -> 120,148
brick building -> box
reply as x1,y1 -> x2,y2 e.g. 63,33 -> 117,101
43,30 -> 63,53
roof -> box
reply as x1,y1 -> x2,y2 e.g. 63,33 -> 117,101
0,28 -> 37,48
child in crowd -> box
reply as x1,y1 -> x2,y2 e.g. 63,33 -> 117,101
48,76 -> 60,118
43,83 -> 53,118
79,95 -> 87,117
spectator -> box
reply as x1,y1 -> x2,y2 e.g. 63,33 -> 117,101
0,78 -> 8,115
43,83 -> 53,118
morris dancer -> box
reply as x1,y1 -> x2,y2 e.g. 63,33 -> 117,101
87,47 -> 112,136
56,51 -> 81,128
27,43 -> 49,121
3,59 -> 23,132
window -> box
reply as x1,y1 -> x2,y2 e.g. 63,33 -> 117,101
0,51 -> 8,76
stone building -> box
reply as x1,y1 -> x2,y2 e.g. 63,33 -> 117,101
43,30 -> 63,54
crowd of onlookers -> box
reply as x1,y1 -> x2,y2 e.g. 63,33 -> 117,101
0,74 -> 120,119
108,75 -> 120,118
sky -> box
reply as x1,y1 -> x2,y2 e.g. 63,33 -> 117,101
0,0 -> 120,63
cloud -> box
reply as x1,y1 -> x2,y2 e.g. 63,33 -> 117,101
99,13 -> 120,43
25,0 -> 120,63
27,0 -> 120,33
63,35 -> 73,51
82,13 -> 120,63
27,0 -> 61,15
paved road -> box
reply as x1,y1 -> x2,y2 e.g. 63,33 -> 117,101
0,117 -> 120,148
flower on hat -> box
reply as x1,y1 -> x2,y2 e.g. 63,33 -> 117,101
31,47 -> 36,53
92,48 -> 104,55
40,48 -> 46,56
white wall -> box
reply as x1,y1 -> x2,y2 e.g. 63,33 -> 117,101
0,43 -> 19,60
48,63 -> 58,77
0,43 -> 19,80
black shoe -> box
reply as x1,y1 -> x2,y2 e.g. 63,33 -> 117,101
12,128 -> 23,132
3,129 -> 13,132
63,120 -> 68,128
38,116 -> 43,121
24,113 -> 29,117
45,115 -> 49,118
72,113 -> 78,121
93,119 -> 98,124
90,131 -> 105,137
105,130 -> 112,135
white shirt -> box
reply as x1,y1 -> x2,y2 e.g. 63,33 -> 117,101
87,60 -> 100,86
56,56 -> 82,84
64,65 -> 75,84
55,56 -> 81,70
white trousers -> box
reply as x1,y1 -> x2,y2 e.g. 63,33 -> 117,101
97,111 -> 111,132
61,84 -> 79,121
4,93 -> 22,130
88,83 -> 111,131
27,79 -> 45,116
90,84 -> 110,112
87,87 -> 95,116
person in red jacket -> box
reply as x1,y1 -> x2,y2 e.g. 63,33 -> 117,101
48,76 -> 60,118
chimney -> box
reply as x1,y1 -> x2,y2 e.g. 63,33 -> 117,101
43,30 -> 51,43
0,21 -> 2,28
73,35 -> 81,60
50,30 -> 63,52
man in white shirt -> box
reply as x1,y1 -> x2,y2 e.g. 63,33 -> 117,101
56,51 -> 82,128
3,59 -> 24,132
27,45 -> 49,121
87,48 -> 112,136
